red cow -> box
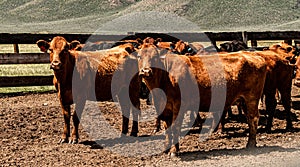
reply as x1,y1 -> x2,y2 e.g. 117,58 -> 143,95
217,41 -> 295,132
37,36 -> 141,144
137,38 -> 267,156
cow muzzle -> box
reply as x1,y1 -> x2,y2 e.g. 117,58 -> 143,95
294,78 -> 300,87
50,61 -> 62,70
139,68 -> 153,78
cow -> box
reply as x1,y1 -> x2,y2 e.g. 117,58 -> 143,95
137,38 -> 267,156
219,40 -> 248,52
237,50 -> 294,132
171,40 -> 205,55
217,41 -> 296,132
36,36 -> 141,144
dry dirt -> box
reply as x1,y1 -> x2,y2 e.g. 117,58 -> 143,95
1,85 -> 300,167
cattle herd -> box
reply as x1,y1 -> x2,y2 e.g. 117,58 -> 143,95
36,35 -> 300,157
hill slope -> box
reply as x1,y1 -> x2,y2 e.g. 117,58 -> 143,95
0,0 -> 300,33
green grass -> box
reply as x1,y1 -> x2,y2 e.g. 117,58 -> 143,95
0,43 -> 53,93
0,63 -> 54,94
1,0 -> 300,33
0,86 -> 55,94
0,64 -> 52,76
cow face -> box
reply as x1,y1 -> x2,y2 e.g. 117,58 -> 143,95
269,42 -> 296,61
36,36 -> 80,70
137,38 -> 164,79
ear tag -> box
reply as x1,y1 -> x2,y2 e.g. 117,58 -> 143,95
160,55 -> 166,59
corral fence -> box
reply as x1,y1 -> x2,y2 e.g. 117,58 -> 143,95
1,31 -> 300,87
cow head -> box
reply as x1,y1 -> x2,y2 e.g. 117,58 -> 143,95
172,40 -> 195,55
219,40 -> 247,52
137,37 -> 164,79
36,36 -> 81,70
269,42 -> 296,62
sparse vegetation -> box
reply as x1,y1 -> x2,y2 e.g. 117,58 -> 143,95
0,0 -> 299,33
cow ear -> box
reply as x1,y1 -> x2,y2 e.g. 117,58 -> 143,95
124,45 -> 136,54
36,40 -> 49,52
69,40 -> 81,51
154,38 -> 162,45
135,38 -> 143,46
286,46 -> 293,53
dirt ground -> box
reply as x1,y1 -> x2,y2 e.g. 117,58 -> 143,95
1,85 -> 300,167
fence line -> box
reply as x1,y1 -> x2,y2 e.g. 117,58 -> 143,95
1,31 -> 300,88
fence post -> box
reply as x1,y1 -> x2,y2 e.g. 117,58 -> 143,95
251,40 -> 257,48
13,44 -> 19,53
242,31 -> 248,47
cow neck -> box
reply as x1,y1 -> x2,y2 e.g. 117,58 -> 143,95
53,52 -> 75,91
160,55 -> 169,91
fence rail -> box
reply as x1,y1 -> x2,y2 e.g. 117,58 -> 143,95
0,53 -> 49,64
0,76 -> 53,87
1,31 -> 300,88
1,31 -> 300,44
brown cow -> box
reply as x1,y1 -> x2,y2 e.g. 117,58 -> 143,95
37,36 -> 141,144
237,50 -> 294,132
171,40 -> 205,55
137,38 -> 267,156
217,42 -> 295,132
219,40 -> 248,52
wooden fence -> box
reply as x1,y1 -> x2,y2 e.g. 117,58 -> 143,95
1,31 -> 300,87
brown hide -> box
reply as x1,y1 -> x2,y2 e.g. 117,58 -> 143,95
218,42 -> 295,132
246,50 -> 294,131
138,43 -> 267,155
37,37 -> 141,143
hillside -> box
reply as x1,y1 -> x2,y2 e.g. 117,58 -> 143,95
0,0 -> 300,33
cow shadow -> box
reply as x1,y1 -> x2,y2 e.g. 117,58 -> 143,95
80,134 -> 165,149
292,101 -> 300,110
178,146 -> 299,162
187,112 -> 300,139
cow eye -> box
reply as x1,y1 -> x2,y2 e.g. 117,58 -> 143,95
48,48 -> 53,53
137,54 -> 141,60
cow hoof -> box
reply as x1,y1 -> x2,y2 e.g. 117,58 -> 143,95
265,127 -> 272,133
286,124 -> 293,131
69,139 -> 78,144
58,138 -> 68,144
130,132 -> 138,137
152,128 -> 161,134
169,152 -> 178,158
121,130 -> 128,135
246,142 -> 257,149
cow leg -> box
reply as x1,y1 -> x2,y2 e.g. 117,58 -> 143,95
265,94 -> 277,133
130,96 -> 141,137
245,98 -> 259,148
152,92 -> 165,133
213,110 -> 227,133
227,107 -> 233,118
118,89 -> 131,135
237,100 -> 244,116
71,100 -> 86,144
278,89 -> 293,130
163,117 -> 173,154
59,105 -> 71,144
169,104 -> 185,157
153,116 -> 162,134
209,109 -> 225,134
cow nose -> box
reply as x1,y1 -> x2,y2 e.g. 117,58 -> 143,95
50,61 -> 62,70
139,68 -> 153,77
